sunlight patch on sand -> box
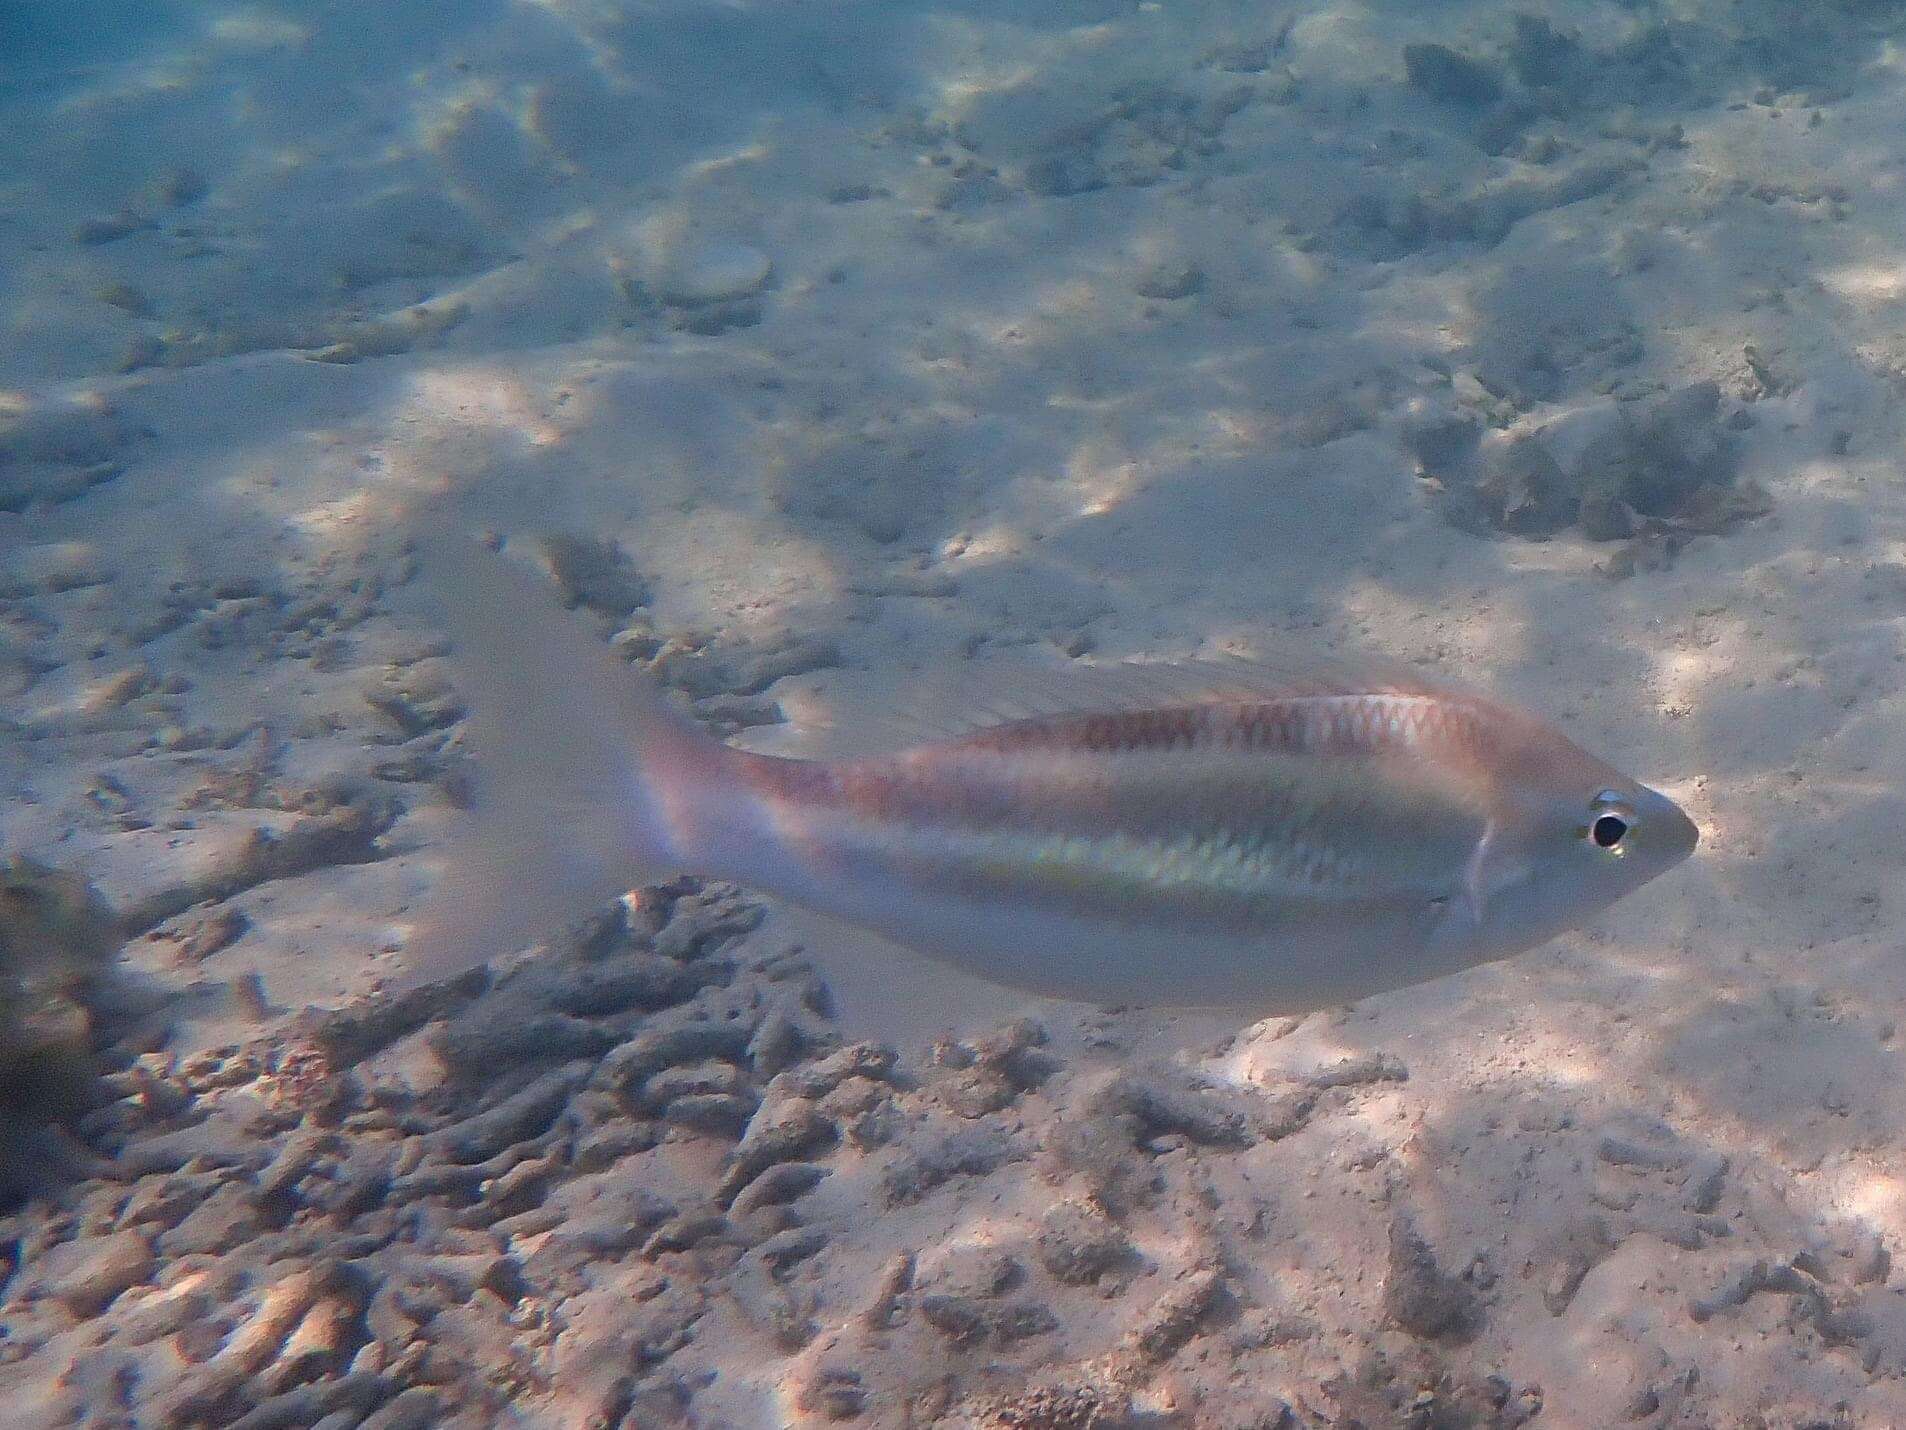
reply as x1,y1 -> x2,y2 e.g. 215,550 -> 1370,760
1874,38 -> 1906,76
1062,440 -> 1140,518
1654,645 -> 1722,718
1819,262 -> 1906,305
401,365 -> 568,450
1835,1170 -> 1906,1230
283,485 -> 386,545
415,86 -> 505,151
936,63 -> 1041,117
205,10 -> 310,51
948,518 -> 1028,567
686,138 -> 775,181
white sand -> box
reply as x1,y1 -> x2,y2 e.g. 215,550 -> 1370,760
7,1 -> 1906,1424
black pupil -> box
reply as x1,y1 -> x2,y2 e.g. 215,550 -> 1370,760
1591,813 -> 1629,849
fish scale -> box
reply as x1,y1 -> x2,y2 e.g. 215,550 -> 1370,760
760,725 -> 1482,927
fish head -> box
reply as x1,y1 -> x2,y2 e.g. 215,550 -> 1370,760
1453,720 -> 1699,961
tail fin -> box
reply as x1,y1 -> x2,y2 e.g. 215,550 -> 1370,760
389,521 -> 739,987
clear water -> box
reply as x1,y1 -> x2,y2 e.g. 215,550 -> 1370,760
1,2 -> 1901,1424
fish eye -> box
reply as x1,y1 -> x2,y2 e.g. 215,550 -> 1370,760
1585,792 -> 1635,853
1590,812 -> 1630,850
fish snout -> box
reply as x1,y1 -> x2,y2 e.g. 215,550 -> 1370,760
1643,785 -> 1700,866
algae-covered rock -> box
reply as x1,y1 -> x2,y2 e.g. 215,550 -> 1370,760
1445,382 -> 1768,555
1403,43 -> 1505,106
0,856 -> 122,1120
0,391 -> 140,512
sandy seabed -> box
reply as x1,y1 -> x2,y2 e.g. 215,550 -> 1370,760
6,1 -> 1906,1425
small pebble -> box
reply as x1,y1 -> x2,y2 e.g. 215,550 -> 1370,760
654,238 -> 772,307
34,1228 -> 153,1315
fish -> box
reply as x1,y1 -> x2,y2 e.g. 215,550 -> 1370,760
394,527 -> 1698,1012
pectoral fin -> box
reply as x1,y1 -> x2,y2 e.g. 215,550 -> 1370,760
1462,821 -> 1528,928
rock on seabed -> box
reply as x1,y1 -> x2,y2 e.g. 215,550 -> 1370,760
654,238 -> 772,307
